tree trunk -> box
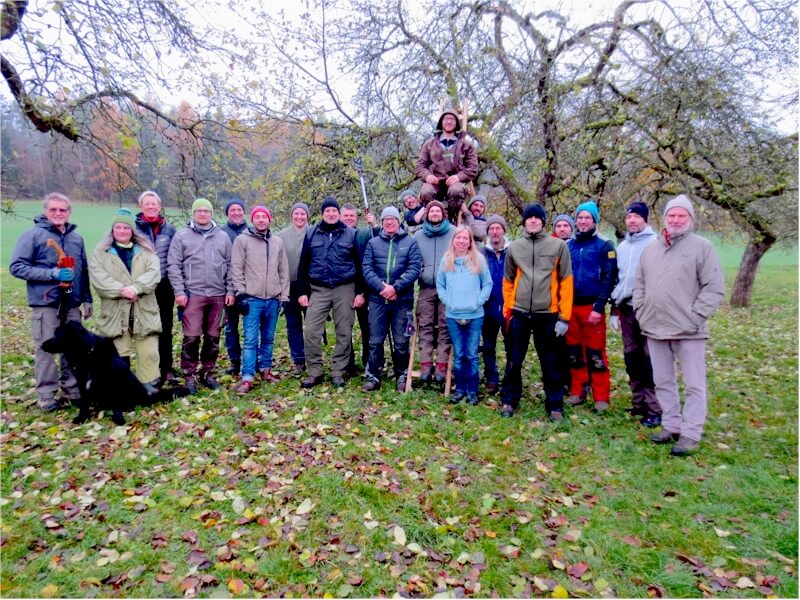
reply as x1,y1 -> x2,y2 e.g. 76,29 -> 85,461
730,235 -> 775,307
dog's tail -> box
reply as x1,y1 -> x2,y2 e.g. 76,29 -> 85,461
146,387 -> 191,405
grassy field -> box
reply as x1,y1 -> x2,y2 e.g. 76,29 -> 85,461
1,201 -> 797,598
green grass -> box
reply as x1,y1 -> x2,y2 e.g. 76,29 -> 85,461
1,201 -> 797,597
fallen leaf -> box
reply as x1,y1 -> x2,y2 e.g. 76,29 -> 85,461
552,584 -> 569,598
393,525 -> 407,546
567,562 -> 589,578
228,578 -> 247,594
41,584 -> 59,598
714,527 -> 731,537
296,498 -> 314,515
622,535 -> 642,547
735,577 -> 756,589
500,545 -> 521,559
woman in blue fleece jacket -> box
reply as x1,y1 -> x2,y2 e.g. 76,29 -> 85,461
436,226 -> 493,406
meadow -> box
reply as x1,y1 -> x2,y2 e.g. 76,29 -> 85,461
1,201 -> 797,598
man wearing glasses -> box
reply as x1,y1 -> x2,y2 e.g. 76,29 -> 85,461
9,192 -> 93,413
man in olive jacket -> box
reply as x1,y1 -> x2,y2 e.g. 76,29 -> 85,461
633,195 -> 725,456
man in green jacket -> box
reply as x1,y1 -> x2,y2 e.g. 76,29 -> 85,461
633,195 -> 725,456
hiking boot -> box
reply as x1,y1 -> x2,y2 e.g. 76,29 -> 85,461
225,361 -> 241,376
566,395 -> 585,407
640,414 -> 662,428
259,369 -> 281,383
485,382 -> 499,395
466,393 -> 480,406
185,376 -> 198,395
200,374 -> 221,391
38,396 -> 60,412
301,375 -> 322,389
433,365 -> 447,384
500,404 -> 515,418
449,391 -> 465,405
549,411 -> 564,423
396,375 -> 408,392
235,380 -> 254,395
671,435 -> 700,456
419,364 -> 434,383
331,375 -> 346,388
594,401 -> 609,414
650,429 -> 680,444
361,378 -> 380,392
292,363 -> 306,376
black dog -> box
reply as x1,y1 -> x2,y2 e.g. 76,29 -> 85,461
41,320 -> 189,425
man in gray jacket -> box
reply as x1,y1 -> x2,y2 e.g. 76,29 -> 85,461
633,195 -> 725,456
167,198 -> 234,393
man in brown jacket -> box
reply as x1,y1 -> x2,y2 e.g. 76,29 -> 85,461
230,206 -> 290,394
416,109 -> 479,223
633,194 -> 725,456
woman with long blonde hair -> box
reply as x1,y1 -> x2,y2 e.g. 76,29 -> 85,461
435,226 -> 492,405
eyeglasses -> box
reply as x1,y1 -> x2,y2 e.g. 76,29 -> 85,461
47,208 -> 70,213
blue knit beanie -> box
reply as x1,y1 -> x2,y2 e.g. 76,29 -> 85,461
575,200 -> 600,224
224,197 -> 246,216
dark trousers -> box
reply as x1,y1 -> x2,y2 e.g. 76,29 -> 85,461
481,314 -> 506,385
224,306 -> 242,365
155,278 -> 175,375
366,299 -> 412,381
500,310 -> 564,413
349,303 -> 370,371
618,303 -> 660,416
283,294 -> 306,366
180,295 -> 225,376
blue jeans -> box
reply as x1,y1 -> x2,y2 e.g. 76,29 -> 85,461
241,298 -> 280,380
224,306 -> 241,364
283,295 -> 305,365
446,317 -> 483,396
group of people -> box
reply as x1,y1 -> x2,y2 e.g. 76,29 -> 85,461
12,179 -> 724,455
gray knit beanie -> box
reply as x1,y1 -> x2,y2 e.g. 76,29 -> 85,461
664,194 -> 695,220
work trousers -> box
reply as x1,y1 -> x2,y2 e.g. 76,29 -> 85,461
566,304 -> 610,403
303,283 -> 355,379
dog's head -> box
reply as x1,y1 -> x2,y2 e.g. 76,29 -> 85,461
41,320 -> 98,355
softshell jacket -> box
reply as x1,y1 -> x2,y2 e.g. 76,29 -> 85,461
414,226 -> 454,288
222,221 -> 247,244
415,132 -> 479,183
482,242 -> 508,321
633,229 -> 725,340
9,215 -> 92,308
462,212 -> 488,243
611,225 -> 656,305
135,213 -> 177,278
568,229 -> 618,313
167,221 -> 233,297
297,222 -> 362,295
363,228 -> 422,303
436,256 -> 493,320
503,229 -> 573,321
89,243 -> 162,338
230,228 -> 290,301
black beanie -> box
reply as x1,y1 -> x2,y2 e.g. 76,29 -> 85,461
522,203 -> 546,223
320,196 -> 340,213
626,201 -> 649,222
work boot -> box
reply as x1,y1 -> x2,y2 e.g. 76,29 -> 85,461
650,429 -> 680,444
235,380 -> 254,395
594,401 -> 609,414
466,393 -> 480,406
331,376 -> 346,388
549,411 -> 564,423
200,373 -> 221,391
37,396 -> 60,412
292,362 -> 306,376
259,369 -> 281,383
361,378 -> 380,392
301,375 -> 322,389
396,374 -> 408,392
640,414 -> 662,428
226,361 -> 241,376
449,391 -> 465,405
185,376 -> 198,396
671,435 -> 700,456
433,363 -> 448,384
419,364 -> 434,383
566,395 -> 585,407
500,404 -> 515,418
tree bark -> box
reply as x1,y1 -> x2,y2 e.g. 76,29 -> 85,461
730,234 -> 776,307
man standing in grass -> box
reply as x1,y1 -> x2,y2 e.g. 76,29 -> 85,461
480,214 -> 509,395
167,198 -> 234,394
634,195 -> 725,456
610,201 -> 661,428
220,198 -> 248,376
10,192 -> 93,412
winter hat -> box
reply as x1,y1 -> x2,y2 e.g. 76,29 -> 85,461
436,108 -> 462,133
626,201 -> 649,222
250,205 -> 272,222
380,206 -> 402,223
291,202 -> 310,219
224,197 -> 246,216
485,214 -> 507,232
191,198 -> 213,215
664,194 -> 695,220
112,208 -> 135,228
426,200 -> 447,219
553,214 -> 575,230
575,200 -> 600,224
468,195 -> 487,210
399,190 -> 417,202
320,196 -> 340,213
522,203 -> 547,223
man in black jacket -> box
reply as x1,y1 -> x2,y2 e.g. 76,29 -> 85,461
297,197 -> 365,388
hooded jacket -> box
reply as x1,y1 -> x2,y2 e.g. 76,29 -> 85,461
567,228 -> 618,313
167,220 -> 233,297
611,225 -> 656,305
633,229 -> 725,340
135,212 -> 177,278
89,242 -> 161,338
363,228 -> 422,302
230,227 -> 290,302
502,229 -> 573,321
436,255 -> 493,320
415,132 -> 478,184
9,215 -> 92,308
413,224 -> 454,288
482,241 -> 509,321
